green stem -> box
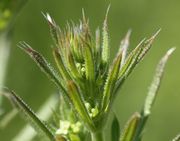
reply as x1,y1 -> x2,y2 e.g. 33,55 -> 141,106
91,131 -> 104,141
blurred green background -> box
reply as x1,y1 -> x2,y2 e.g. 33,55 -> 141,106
1,0 -> 180,140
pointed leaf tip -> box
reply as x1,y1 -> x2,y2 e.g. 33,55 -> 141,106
144,47 -> 175,116
151,28 -> 161,40
119,112 -> 141,141
42,12 -> 54,25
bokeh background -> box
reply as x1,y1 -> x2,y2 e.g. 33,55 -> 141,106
1,0 -> 180,140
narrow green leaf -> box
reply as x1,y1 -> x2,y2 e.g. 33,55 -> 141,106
172,134 -> 180,141
119,112 -> 141,141
0,88 -> 55,141
102,50 -> 122,112
101,5 -> 110,65
84,44 -> 95,81
67,52 -> 81,79
111,114 -> 120,141
53,48 -> 71,81
67,81 -> 95,131
18,42 -> 66,92
144,47 -> 175,116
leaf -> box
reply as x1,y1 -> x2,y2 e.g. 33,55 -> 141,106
133,48 -> 175,141
119,112 -> 141,141
84,44 -> 95,81
119,29 -> 131,68
67,52 -> 81,79
95,27 -> 101,55
67,81 -> 95,131
53,48 -> 71,81
144,47 -> 175,116
18,42 -> 66,93
172,134 -> 180,141
118,38 -> 146,80
137,29 -> 161,63
101,5 -> 110,65
101,50 -> 122,112
0,88 -> 56,141
111,114 -> 120,141
118,29 -> 161,80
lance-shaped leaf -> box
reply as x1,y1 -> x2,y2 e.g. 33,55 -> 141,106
111,114 -> 120,141
144,47 -> 175,116
67,51 -> 81,79
84,44 -> 95,81
118,38 -> 146,80
95,27 -> 101,67
119,30 -> 131,68
67,81 -> 95,131
0,88 -> 56,141
101,5 -> 110,65
53,48 -> 71,82
119,112 -> 141,141
18,42 -> 66,92
101,50 -> 122,112
118,30 -> 160,81
133,48 -> 175,141
172,134 -> 180,141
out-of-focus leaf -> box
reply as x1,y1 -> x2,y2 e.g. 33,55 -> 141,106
0,88 -> 56,141
119,112 -> 141,141
0,109 -> 17,128
111,114 -> 120,141
119,30 -> 131,68
172,134 -> 180,141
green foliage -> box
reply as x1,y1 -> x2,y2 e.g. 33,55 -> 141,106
111,114 -> 120,141
0,88 -> 56,141
0,8 -> 176,141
